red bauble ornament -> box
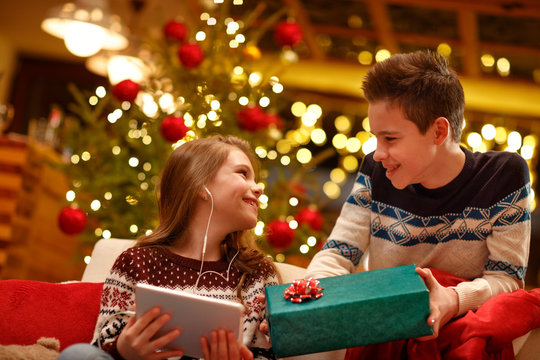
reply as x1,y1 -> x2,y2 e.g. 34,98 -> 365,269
267,219 -> 296,249
112,79 -> 140,102
274,20 -> 303,47
236,105 -> 270,132
295,207 -> 324,231
265,113 -> 284,130
58,206 -> 87,235
163,20 -> 188,42
178,43 -> 204,68
160,115 -> 189,142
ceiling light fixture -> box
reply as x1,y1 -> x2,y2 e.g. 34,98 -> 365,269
41,0 -> 129,57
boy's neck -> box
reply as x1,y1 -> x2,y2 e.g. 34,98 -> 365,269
421,142 -> 465,189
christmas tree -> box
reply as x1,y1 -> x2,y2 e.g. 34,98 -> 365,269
59,0 -> 344,265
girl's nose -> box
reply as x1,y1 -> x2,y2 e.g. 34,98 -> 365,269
252,183 -> 263,198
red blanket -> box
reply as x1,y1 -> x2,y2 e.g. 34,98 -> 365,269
345,269 -> 540,360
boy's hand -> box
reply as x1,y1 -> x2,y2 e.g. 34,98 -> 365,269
415,267 -> 459,341
117,305 -> 184,360
201,329 -> 253,360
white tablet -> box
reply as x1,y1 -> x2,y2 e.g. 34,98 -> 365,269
135,283 -> 244,359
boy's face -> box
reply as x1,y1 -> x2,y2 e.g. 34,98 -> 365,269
368,101 -> 438,190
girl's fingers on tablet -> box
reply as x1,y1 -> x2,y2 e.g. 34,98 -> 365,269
226,330 -> 240,359
130,306 -> 162,333
218,329 -> 228,359
210,330 -> 219,360
201,335 -> 211,360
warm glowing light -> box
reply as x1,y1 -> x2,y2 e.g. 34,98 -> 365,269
306,104 -> 322,119
437,43 -> 452,57
296,148 -> 312,164
481,54 -> 495,68
259,97 -> 270,107
323,181 -> 341,199
467,132 -> 482,148
346,137 -> 361,153
248,72 -> 262,86
291,102 -> 306,117
307,236 -> 317,247
343,155 -> 359,172
481,124 -> 496,140
81,151 -> 91,161
66,190 -> 76,201
375,49 -> 391,62
311,128 -> 326,145
112,146 -> 121,155
91,199 -> 101,211
64,21 -> 105,57
299,244 -> 309,254
332,133 -> 348,149
496,57 -> 510,76
96,86 -> 106,97
255,221 -> 264,236
507,131 -> 522,151
128,157 -> 139,167
276,139 -> 292,154
335,115 -> 351,133
330,168 -> 346,184
102,230 -> 111,239
71,154 -> 80,164
362,117 -> 370,132
301,112 -> 317,127
362,137 -> 377,154
289,197 -> 299,206
521,145 -> 534,160
495,127 -> 507,144
357,51 -> 372,65
281,155 -> 291,166
104,192 -> 112,200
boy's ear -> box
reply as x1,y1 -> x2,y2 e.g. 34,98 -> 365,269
432,117 -> 450,145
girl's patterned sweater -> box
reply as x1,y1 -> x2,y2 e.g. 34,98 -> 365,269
91,246 -> 278,359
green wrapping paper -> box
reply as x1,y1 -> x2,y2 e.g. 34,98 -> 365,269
265,264 -> 433,358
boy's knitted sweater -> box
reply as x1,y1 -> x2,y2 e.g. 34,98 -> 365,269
307,148 -> 531,315
91,246 -> 278,359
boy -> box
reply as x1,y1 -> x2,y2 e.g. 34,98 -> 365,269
306,50 -> 531,338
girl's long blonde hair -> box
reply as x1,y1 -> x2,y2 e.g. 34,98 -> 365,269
137,135 -> 276,299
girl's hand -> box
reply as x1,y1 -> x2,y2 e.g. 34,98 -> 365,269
117,306 -> 184,360
415,267 -> 459,341
201,329 -> 254,360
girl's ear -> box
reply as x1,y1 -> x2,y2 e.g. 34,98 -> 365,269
432,117 -> 450,145
199,189 -> 208,201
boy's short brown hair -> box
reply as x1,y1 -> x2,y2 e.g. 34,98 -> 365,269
362,50 -> 465,142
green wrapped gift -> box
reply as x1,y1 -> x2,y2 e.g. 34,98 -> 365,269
265,264 -> 433,358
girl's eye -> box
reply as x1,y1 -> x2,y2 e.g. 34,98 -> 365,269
385,137 -> 397,142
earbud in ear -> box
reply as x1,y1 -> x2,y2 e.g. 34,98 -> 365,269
203,185 -> 212,200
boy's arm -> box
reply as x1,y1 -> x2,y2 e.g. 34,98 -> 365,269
453,182 -> 531,315
306,173 -> 372,279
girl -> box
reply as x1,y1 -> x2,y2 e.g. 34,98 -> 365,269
61,135 -> 279,360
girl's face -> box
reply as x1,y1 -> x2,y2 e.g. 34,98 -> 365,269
369,101 -> 438,189
205,147 -> 263,232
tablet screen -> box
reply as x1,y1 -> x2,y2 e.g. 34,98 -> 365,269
135,283 -> 244,359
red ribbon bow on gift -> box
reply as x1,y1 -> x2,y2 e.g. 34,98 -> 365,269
283,278 -> 323,303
